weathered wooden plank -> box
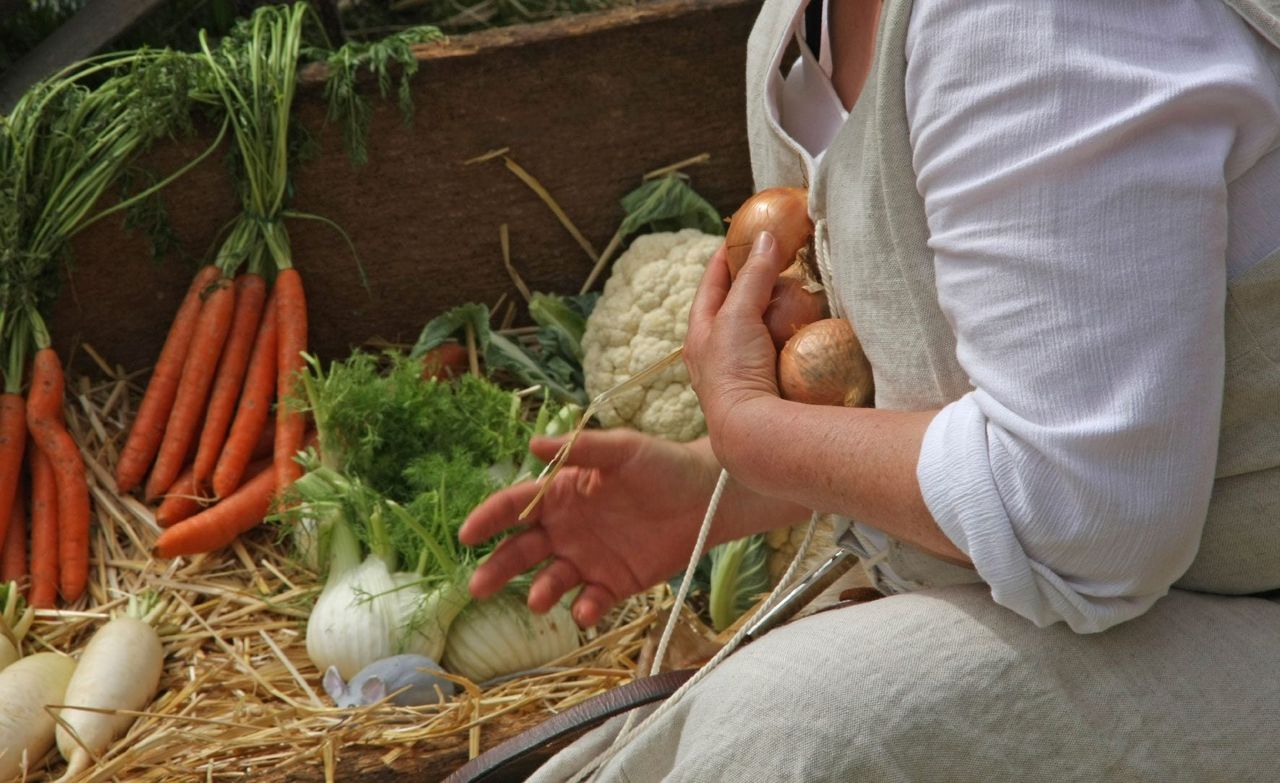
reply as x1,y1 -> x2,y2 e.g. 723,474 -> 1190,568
0,0 -> 169,111
53,0 -> 761,378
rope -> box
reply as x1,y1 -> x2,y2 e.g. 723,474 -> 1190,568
648,470 -> 730,678
566,219 -> 840,780
570,508 -> 823,783
813,218 -> 845,320
606,470 -> 730,742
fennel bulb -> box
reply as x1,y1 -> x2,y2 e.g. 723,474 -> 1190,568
389,573 -> 467,662
442,589 -> 580,683
305,522 -> 401,680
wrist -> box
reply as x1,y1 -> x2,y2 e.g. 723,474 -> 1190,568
713,394 -> 788,498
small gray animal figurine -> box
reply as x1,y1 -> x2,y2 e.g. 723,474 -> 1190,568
322,654 -> 457,708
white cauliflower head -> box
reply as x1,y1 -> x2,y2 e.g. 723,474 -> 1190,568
581,229 -> 722,441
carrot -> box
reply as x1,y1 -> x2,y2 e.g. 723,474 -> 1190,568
0,395 -> 26,548
145,276 -> 237,500
28,444 -> 58,609
26,348 -> 90,603
153,466 -> 277,558
153,466 -> 202,529
192,273 -> 267,489
1,477 -> 26,587
116,266 -> 222,494
273,268 -> 308,494
212,290 -> 279,499
157,456 -> 271,529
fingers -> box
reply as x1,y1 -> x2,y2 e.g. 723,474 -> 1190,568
531,429 -> 639,470
468,525 -> 552,599
688,244 -> 732,330
527,557 -> 582,613
570,583 -> 617,628
720,231 -> 789,319
459,482 -> 541,546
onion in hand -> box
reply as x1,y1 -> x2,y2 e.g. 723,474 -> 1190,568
725,188 -> 829,346
778,318 -> 874,407
764,263 -> 829,349
724,187 -> 813,279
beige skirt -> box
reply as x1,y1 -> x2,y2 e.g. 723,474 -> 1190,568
529,584 -> 1280,782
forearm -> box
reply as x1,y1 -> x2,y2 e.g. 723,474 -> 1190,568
716,397 -> 971,566
683,435 -> 814,545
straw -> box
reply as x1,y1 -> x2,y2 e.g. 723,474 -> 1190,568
25,371 -> 672,782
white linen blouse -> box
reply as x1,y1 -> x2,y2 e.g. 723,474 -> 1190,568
776,0 -> 1280,632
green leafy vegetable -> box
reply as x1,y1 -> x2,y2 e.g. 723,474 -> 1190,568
707,534 -> 769,632
411,303 -> 589,405
305,25 -> 445,166
299,350 -> 529,505
617,175 -> 724,239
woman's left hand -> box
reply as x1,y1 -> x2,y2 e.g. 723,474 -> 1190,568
684,231 -> 790,467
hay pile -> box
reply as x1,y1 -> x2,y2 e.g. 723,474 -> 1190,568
26,356 -> 670,783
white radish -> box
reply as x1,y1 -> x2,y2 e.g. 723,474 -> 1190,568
0,652 -> 76,780
55,594 -> 165,782
0,581 -> 33,671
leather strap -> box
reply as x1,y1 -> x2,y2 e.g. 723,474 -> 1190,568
444,668 -> 697,783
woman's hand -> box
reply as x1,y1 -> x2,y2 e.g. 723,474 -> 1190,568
461,431 -> 726,627
684,231 -> 791,474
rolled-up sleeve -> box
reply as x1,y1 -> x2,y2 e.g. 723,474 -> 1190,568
905,0 -> 1280,631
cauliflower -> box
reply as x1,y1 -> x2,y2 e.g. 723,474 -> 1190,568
765,514 -> 841,584
581,229 -> 722,441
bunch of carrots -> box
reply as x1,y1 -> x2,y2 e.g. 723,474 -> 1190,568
0,317 -> 91,610
0,46 -> 217,608
116,263 -> 308,559
116,5 -> 317,560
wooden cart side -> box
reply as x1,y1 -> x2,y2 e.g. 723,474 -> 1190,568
54,0 -> 761,375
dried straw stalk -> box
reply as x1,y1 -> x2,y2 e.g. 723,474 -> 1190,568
18,359 -> 669,783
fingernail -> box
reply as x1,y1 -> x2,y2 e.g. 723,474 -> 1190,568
752,231 -> 775,255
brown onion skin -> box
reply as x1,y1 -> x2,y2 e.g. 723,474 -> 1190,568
764,262 -> 830,349
725,187 -> 813,279
777,318 -> 874,408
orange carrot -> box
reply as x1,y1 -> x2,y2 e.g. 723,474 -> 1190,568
157,456 -> 272,529
28,444 -> 58,609
212,290 -> 279,499
0,394 -> 25,548
116,265 -> 222,494
1,476 -> 26,587
192,273 -> 267,489
273,268 -> 308,493
26,348 -> 90,603
154,466 -> 203,529
153,466 -> 277,558
145,276 -> 237,500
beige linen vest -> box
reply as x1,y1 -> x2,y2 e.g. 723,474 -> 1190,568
746,0 -> 1280,594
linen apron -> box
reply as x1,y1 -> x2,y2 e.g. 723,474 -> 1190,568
528,1 -> 1280,779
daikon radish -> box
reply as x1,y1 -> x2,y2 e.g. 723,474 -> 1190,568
55,594 -> 165,781
0,652 -> 75,780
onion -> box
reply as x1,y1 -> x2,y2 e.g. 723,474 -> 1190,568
725,188 -> 827,345
777,319 -> 874,408
764,262 -> 830,349
724,187 -> 813,279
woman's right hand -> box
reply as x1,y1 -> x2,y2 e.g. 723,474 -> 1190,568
460,429 -> 808,627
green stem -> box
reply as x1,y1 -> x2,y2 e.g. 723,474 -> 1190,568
4,319 -> 30,394
73,117 -> 231,238
327,517 -> 362,577
26,308 -> 50,352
